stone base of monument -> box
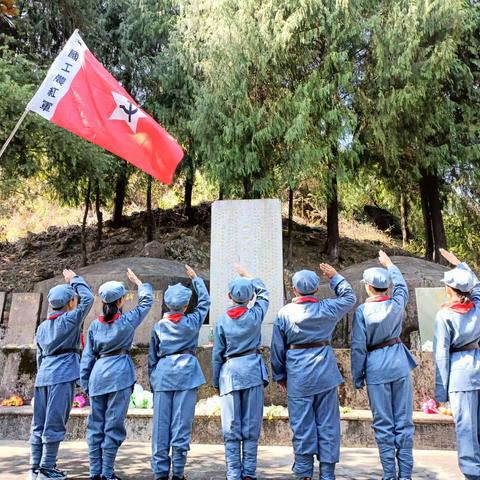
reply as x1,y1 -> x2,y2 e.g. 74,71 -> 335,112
0,406 -> 455,450
0,348 -> 438,411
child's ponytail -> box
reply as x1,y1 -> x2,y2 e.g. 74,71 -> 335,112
102,301 -> 119,323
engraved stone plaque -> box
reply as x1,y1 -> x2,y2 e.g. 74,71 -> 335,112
2,293 -> 42,347
415,287 -> 447,351
210,199 -> 284,344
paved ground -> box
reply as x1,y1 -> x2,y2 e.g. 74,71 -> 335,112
0,442 -> 462,480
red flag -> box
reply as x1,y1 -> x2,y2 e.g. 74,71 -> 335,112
27,30 -> 183,184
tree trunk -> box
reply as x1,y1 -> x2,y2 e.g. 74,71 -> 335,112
94,184 -> 103,250
425,172 -> 448,263
419,174 -> 434,261
219,186 -> 224,201
243,177 -> 252,199
146,175 -> 154,242
184,159 -> 194,223
287,187 -> 294,265
81,179 -> 92,267
112,163 -> 128,227
325,172 -> 340,262
399,193 -> 409,248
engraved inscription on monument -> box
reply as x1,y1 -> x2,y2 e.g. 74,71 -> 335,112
210,199 -> 284,340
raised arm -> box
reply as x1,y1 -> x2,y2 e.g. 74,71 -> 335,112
433,314 -> 451,403
185,265 -> 211,329
212,323 -> 226,390
378,251 -> 409,309
79,328 -> 96,394
351,307 -> 368,389
271,316 -> 288,384
249,278 -> 269,320
123,269 -> 154,329
63,271 -> 94,326
320,263 -> 356,320
439,249 -> 480,304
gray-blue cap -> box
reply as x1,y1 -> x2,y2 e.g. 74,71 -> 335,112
362,267 -> 391,289
164,283 -> 193,310
228,278 -> 254,304
99,281 -> 126,304
442,267 -> 475,293
292,270 -> 320,295
48,284 -> 76,309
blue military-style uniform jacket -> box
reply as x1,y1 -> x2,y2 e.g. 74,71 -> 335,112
35,275 -> 94,387
351,265 -> 417,389
434,263 -> 480,403
212,278 -> 269,396
148,277 -> 210,392
271,274 -> 356,398
80,283 -> 153,396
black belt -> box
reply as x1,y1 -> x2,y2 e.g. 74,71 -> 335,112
160,349 -> 196,359
226,348 -> 261,360
97,348 -> 130,359
367,337 -> 402,353
451,342 -> 480,353
288,340 -> 330,350
46,348 -> 81,357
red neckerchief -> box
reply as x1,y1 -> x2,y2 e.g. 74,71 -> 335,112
80,332 -> 85,349
292,296 -> 319,304
98,313 -> 121,324
446,301 -> 474,314
164,313 -> 185,324
366,296 -> 391,303
227,306 -> 248,319
48,312 -> 64,320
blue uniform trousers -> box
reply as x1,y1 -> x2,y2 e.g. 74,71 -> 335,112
29,381 -> 75,469
367,375 -> 414,480
151,388 -> 197,478
86,386 -> 132,478
450,390 -> 480,479
287,387 -> 339,480
220,385 -> 264,480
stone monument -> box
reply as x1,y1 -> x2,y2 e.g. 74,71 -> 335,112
209,199 -> 284,345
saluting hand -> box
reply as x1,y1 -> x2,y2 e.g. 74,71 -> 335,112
439,248 -> 461,266
63,269 -> 76,284
185,264 -> 197,279
127,268 -> 142,286
319,263 -> 337,280
234,263 -> 253,279
378,250 -> 393,268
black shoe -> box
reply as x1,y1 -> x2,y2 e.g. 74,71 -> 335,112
38,467 -> 67,479
172,476 -> 187,480
102,476 -> 122,480
90,476 -> 102,480
154,477 -> 169,480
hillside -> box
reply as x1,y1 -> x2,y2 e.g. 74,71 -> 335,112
0,202 -> 412,293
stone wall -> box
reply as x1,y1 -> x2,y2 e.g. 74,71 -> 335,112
1,346 -> 436,411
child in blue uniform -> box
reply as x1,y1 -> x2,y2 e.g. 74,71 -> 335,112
271,263 -> 356,480
148,264 -> 210,480
351,250 -> 417,480
29,268 -> 94,480
434,249 -> 480,480
212,263 -> 270,480
80,268 -> 153,480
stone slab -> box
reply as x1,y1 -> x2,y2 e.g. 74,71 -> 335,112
416,287 -> 447,351
80,291 -> 164,347
210,199 -> 284,331
1,293 -> 41,347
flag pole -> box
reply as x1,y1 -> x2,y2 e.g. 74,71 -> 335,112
0,108 -> 29,160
